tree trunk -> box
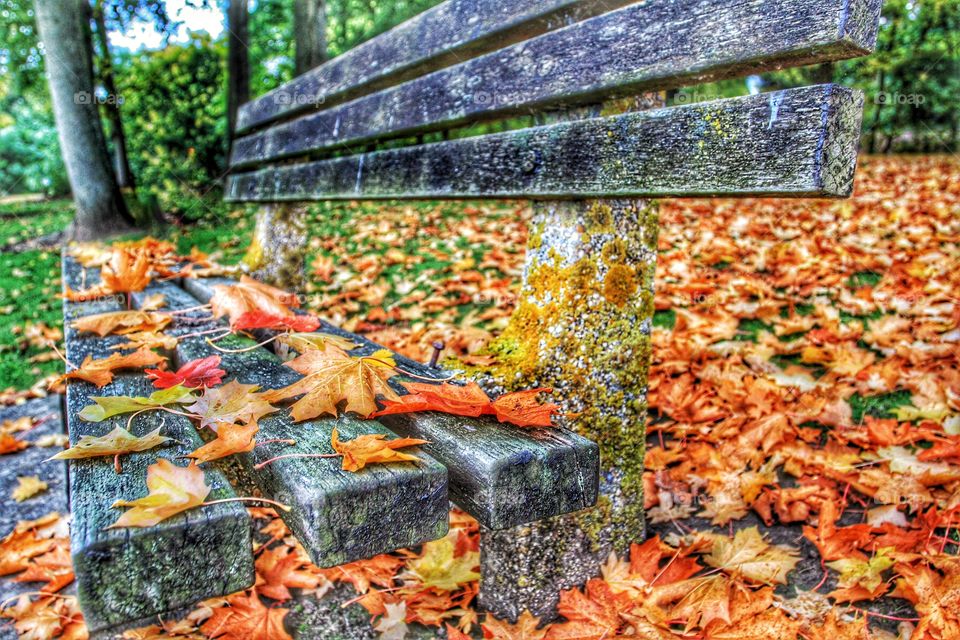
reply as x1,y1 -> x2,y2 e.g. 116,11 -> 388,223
34,0 -> 134,241
91,0 -> 135,191
227,0 -> 250,144
294,0 -> 327,75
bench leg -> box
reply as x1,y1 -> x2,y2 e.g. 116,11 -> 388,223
244,203 -> 308,289
477,198 -> 659,621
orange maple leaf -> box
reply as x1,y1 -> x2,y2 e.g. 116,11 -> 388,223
372,382 -> 559,428
72,309 -> 170,337
0,432 -> 30,455
200,591 -> 292,640
482,611 -> 546,640
255,546 -> 322,602
265,349 -> 400,421
331,428 -> 427,472
546,578 -> 632,639
318,554 -> 405,594
65,248 -> 152,301
210,276 -> 300,327
188,421 -> 259,464
14,545 -> 75,593
0,528 -> 55,576
56,347 -> 166,388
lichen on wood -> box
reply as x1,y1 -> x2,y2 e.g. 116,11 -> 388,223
476,197 -> 660,620
244,203 -> 308,290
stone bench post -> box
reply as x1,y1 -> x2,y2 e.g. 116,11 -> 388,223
478,98 -> 662,620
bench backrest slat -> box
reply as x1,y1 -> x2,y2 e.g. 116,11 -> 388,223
236,0 -> 635,133
227,85 -> 863,202
230,0 -> 881,170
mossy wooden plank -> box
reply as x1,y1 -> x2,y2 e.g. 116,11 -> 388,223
129,283 -> 450,567
235,0 -> 635,133
182,277 -> 600,530
60,258 -> 254,633
231,0 -> 880,167
227,85 -> 864,202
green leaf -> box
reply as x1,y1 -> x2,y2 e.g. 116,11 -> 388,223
79,384 -> 199,422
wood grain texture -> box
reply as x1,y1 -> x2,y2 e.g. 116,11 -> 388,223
227,85 -> 864,202
60,257 -> 254,633
129,282 -> 450,568
235,0 -> 636,133
182,277 -> 601,530
230,0 -> 881,167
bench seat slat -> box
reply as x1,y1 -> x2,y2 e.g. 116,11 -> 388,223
182,277 -> 601,530
61,257 -> 254,633
129,283 -> 450,567
227,85 -> 863,202
230,0 -> 880,168
236,0 -> 636,133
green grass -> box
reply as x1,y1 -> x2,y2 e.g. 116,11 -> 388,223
848,390 -> 914,424
847,270 -> 883,288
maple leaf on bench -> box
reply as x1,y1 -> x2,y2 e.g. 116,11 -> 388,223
265,349 -> 400,420
210,276 -> 300,327
233,311 -> 321,333
49,426 -> 171,473
146,355 -> 226,389
187,421 -> 259,464
55,346 -> 166,388
332,428 -> 427,472
185,380 -> 280,429
72,309 -> 171,337
372,381 -> 559,428
64,248 -> 152,301
109,459 -> 211,528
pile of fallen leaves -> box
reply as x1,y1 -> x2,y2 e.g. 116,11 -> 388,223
2,156 -> 959,639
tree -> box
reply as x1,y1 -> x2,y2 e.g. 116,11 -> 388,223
294,0 -> 326,74
91,0 -> 135,190
226,0 -> 250,143
33,0 -> 134,240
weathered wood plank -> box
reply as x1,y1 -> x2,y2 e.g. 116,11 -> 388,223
128,282 -> 450,567
182,277 -> 600,530
235,0 -> 636,133
60,257 -> 254,632
227,85 -> 864,202
230,0 -> 881,167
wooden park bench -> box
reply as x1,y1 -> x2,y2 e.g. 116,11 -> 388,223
59,0 -> 882,634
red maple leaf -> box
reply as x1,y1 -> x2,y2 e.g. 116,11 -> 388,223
146,355 -> 226,389
234,311 -> 321,333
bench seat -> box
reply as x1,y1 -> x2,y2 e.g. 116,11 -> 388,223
182,276 -> 601,530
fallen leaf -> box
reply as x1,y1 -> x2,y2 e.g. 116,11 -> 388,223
200,591 -> 292,640
703,527 -> 800,585
15,545 -> 74,593
482,611 -> 546,640
109,459 -> 210,528
12,476 -> 48,502
78,384 -> 198,421
146,355 -> 226,389
0,528 -> 55,576
56,347 -> 166,388
266,349 -> 400,420
72,310 -> 170,337
185,380 -> 280,429
255,546 -> 322,601
233,311 -> 321,333
373,602 -> 408,640
372,382 -> 558,428
188,421 -> 259,464
277,332 -> 359,354
210,276 -> 300,327
50,426 -> 171,472
0,432 -> 30,455
331,427 -> 426,472
405,531 -> 480,592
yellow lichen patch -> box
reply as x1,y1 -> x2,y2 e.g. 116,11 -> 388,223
603,264 -> 638,307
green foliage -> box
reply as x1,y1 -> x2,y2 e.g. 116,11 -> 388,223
0,98 -> 68,196
114,34 -> 227,213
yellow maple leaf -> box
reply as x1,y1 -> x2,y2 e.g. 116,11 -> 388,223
49,426 -> 171,473
404,531 -> 480,592
185,380 -> 279,429
72,310 -> 170,337
12,476 -> 48,502
703,526 -> 799,585
109,459 -> 211,528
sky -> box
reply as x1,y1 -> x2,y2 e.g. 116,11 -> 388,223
108,0 -> 224,51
